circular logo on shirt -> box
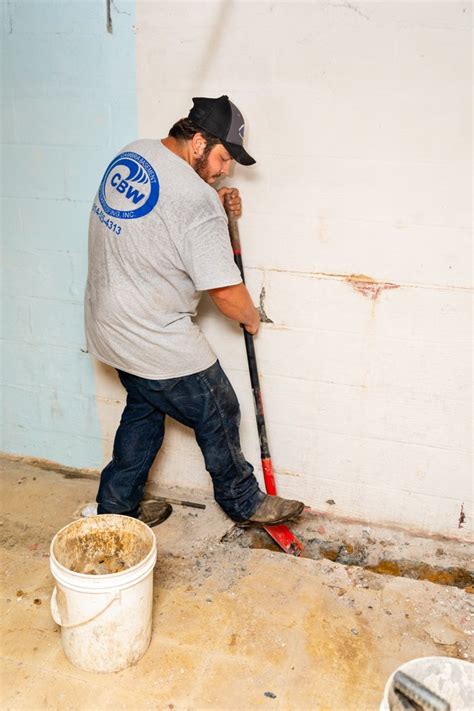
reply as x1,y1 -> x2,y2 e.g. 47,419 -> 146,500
98,151 -> 160,220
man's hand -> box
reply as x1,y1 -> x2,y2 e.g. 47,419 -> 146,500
243,317 -> 260,336
217,187 -> 241,217
208,283 -> 260,336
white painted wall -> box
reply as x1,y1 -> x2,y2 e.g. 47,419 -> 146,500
96,0 -> 472,537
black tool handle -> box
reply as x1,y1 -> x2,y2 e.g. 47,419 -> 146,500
226,205 -> 276,493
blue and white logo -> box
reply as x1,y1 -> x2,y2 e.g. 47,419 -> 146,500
98,151 -> 159,220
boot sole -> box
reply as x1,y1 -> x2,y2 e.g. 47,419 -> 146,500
138,503 -> 173,528
236,502 -> 305,528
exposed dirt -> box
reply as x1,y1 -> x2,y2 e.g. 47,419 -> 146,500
222,523 -> 474,591
365,559 -> 473,589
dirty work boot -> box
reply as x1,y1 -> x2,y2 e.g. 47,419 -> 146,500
137,499 -> 172,528
237,494 -> 305,527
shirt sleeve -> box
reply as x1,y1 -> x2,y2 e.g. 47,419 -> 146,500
180,214 -> 243,291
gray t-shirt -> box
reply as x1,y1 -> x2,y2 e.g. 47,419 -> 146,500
85,140 -> 242,379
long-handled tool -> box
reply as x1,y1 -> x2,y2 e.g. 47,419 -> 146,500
226,203 -> 304,556
143,497 -> 206,510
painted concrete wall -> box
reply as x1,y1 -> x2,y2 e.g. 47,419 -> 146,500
1,1 -> 471,537
1,1 -> 137,464
133,0 -> 472,536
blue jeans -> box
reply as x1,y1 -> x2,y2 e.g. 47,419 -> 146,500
96,360 -> 264,522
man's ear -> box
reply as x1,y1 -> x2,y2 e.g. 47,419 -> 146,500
191,132 -> 206,157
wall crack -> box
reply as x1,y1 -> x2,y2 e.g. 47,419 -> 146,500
106,0 -> 113,33
258,286 -> 274,323
329,1 -> 370,21
113,2 -> 131,16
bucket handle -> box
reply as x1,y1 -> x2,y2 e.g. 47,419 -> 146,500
51,587 -> 120,629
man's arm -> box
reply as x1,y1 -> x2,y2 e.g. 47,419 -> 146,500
208,283 -> 260,335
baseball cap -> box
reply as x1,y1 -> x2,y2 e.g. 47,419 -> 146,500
188,95 -> 256,166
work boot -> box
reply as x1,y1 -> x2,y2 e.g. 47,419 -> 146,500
137,500 -> 172,528
237,494 -> 305,527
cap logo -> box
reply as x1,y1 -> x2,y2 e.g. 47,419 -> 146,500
238,123 -> 245,140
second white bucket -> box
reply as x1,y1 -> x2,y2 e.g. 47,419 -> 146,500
50,514 -> 157,673
379,656 -> 474,711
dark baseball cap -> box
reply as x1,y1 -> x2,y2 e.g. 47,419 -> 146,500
188,95 -> 256,166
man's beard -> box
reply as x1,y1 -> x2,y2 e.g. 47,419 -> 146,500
194,154 -> 221,184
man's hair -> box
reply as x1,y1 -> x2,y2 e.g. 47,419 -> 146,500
168,118 -> 221,157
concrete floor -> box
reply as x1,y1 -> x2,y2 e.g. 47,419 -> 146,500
1,455 -> 472,710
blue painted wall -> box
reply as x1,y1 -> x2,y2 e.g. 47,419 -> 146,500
1,0 -> 137,466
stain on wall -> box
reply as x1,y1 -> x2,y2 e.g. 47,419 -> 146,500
345,274 -> 400,301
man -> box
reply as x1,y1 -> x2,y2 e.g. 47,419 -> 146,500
85,95 -> 305,527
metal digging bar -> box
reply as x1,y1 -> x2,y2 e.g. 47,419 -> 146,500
225,202 -> 304,556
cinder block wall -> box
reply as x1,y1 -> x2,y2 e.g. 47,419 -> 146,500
1,1 -> 471,537
135,1 -> 472,536
1,1 -> 137,464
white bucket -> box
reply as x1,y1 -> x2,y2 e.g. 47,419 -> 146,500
380,656 -> 474,711
50,514 -> 157,673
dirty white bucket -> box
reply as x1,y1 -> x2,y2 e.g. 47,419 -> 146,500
380,656 -> 474,710
50,514 -> 156,673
